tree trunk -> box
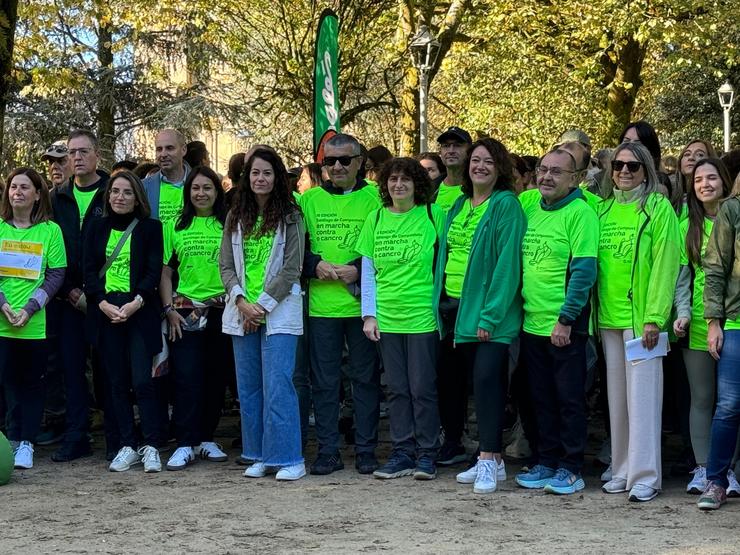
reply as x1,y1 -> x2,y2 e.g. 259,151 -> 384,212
603,36 -> 647,144
0,0 -> 19,158
97,14 -> 115,166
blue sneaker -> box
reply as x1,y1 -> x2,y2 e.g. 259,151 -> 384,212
544,468 -> 585,495
373,452 -> 415,479
413,455 -> 437,480
515,464 -> 556,489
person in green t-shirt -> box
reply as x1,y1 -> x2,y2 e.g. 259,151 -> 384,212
696,161 -> 740,510
299,133 -> 382,476
219,147 -> 306,482
159,166 -> 233,471
142,129 -> 191,224
356,157 -> 445,481
0,168 -> 67,471
434,126 -> 472,212
597,143 -> 680,503
673,158 -> 737,496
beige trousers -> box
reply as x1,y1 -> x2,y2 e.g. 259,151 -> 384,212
601,328 -> 663,490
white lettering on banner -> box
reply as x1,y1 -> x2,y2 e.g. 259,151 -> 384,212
321,52 -> 338,128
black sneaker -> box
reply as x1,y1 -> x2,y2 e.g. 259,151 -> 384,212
355,452 -> 379,474
437,442 -> 467,466
414,455 -> 437,480
310,453 -> 344,475
51,441 -> 93,462
373,453 -> 415,479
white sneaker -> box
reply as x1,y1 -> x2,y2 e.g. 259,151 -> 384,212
473,459 -> 498,494
166,447 -> 195,471
600,464 -> 612,483
196,442 -> 228,462
602,477 -> 628,494
276,463 -> 306,481
629,483 -> 659,502
243,461 -> 277,478
109,446 -> 141,472
687,466 -> 707,494
13,441 -> 34,469
457,458 -> 506,484
138,445 -> 162,473
727,469 -> 740,498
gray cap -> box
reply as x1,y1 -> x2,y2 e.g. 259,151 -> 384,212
41,140 -> 69,161
557,129 -> 591,147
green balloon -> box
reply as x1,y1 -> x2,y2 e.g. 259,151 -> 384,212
0,431 -> 13,485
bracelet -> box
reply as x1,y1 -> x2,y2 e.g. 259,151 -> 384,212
163,304 -> 173,314
134,294 -> 145,308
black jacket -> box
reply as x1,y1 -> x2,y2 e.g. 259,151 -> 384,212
50,170 -> 109,296
83,214 -> 164,356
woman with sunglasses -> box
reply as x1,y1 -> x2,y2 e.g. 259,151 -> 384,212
697,170 -> 740,510
432,138 -> 526,494
220,147 -> 306,481
598,143 -> 680,502
0,168 -> 66,470
161,166 -> 233,470
84,170 -> 164,473
673,159 -> 737,496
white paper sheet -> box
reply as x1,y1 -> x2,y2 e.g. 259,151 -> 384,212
625,332 -> 670,362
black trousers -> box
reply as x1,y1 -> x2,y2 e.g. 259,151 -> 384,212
436,305 -> 468,446
0,337 -> 47,442
521,332 -> 588,474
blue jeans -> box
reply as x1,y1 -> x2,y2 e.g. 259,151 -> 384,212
707,330 -> 740,487
232,328 -> 303,467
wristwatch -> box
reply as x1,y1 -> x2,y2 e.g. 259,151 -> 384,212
558,315 -> 574,326
134,294 -> 145,307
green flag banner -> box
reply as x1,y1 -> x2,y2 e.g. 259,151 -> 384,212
313,8 -> 340,161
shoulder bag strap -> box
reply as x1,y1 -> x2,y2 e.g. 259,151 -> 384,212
98,218 -> 139,278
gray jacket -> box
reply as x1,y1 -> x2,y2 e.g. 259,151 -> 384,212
219,210 -> 305,336
142,163 -> 191,220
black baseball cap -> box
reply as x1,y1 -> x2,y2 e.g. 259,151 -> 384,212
437,126 -> 472,145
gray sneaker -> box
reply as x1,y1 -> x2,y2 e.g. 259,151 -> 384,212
138,445 -> 162,473
109,446 -> 141,472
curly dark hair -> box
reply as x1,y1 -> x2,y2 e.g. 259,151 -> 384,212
377,157 -> 434,207
227,148 -> 298,236
461,138 -> 514,196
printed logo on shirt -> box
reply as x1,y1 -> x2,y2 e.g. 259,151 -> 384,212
522,234 -> 553,267
339,225 -> 362,250
599,222 -> 634,264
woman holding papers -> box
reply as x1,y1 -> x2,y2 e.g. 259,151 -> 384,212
597,143 -> 680,502
0,168 -> 66,470
697,171 -> 740,510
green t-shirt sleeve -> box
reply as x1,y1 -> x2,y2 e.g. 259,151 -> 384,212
518,189 -> 541,215
47,223 -> 67,269
678,218 -> 689,266
355,209 -> 379,259
431,203 -> 446,238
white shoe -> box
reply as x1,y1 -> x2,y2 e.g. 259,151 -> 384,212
600,464 -> 612,483
727,469 -> 740,498
166,447 -> 195,471
629,483 -> 659,502
457,458 -> 506,484
473,459 -> 498,494
13,441 -> 34,469
243,461 -> 277,478
602,477 -> 628,494
687,466 -> 707,494
196,442 -> 228,462
109,446 -> 141,472
138,445 -> 162,473
276,463 -> 306,481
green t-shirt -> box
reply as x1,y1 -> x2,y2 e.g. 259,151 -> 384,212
521,197 -> 598,336
679,217 -> 713,350
165,217 -> 225,302
444,197 -> 490,298
159,179 -> 184,225
73,185 -> 97,228
299,184 -> 382,317
0,431 -> 12,486
105,229 -> 132,293
355,204 -> 445,333
0,220 -> 66,340
243,222 -> 275,304
597,199 -> 640,328
436,183 -> 463,212
725,317 -> 740,331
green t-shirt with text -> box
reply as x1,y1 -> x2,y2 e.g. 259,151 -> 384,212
679,217 -> 713,351
73,186 -> 97,228
159,179 -> 184,225
299,184 -> 382,317
165,216 -> 225,302
436,183 -> 463,213
597,200 -> 639,328
105,229 -> 132,293
355,204 -> 445,333
243,221 -> 275,304
0,220 -> 66,340
521,197 -> 598,336
444,197 -> 489,298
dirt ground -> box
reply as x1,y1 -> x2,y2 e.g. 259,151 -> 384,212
3,415 -> 740,554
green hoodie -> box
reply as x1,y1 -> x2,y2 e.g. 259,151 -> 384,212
597,191 -> 680,336
433,189 -> 526,344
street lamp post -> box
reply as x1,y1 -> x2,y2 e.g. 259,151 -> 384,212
718,80 -> 735,153
409,25 -> 440,154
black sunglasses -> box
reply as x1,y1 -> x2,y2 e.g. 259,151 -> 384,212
323,155 -> 360,167
611,160 -> 643,173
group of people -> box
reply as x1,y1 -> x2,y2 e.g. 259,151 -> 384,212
1,122 -> 739,514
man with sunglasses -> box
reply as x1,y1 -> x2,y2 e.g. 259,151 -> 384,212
299,133 -> 382,476
41,141 -> 73,191
515,148 -> 598,495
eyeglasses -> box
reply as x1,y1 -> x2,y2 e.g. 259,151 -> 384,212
535,166 -> 575,177
69,148 -> 93,157
323,155 -> 360,167
611,160 -> 643,173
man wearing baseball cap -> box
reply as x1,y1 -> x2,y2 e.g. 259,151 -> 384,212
41,141 -> 73,191
435,126 -> 472,213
